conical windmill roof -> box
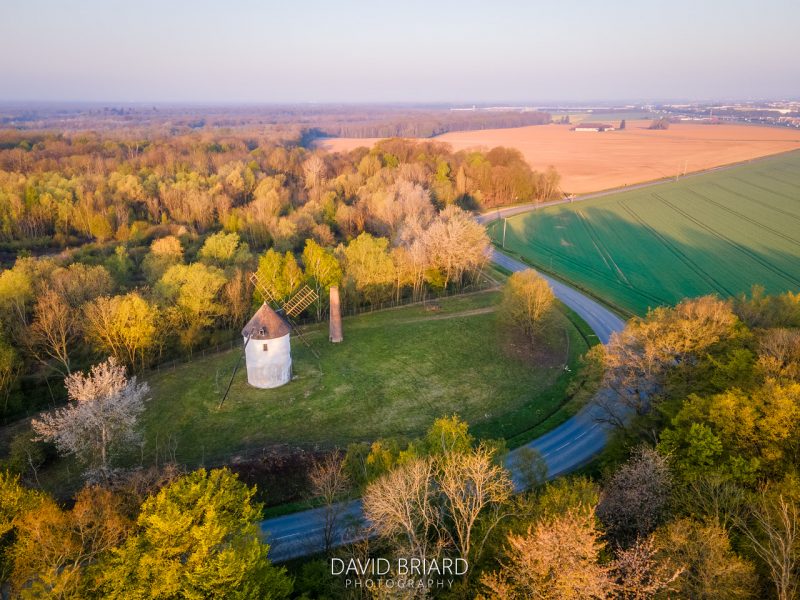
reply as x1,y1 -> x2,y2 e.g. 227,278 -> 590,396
242,303 -> 291,340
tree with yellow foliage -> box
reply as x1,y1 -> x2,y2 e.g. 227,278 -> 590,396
480,508 -> 615,600
83,293 -> 160,370
98,468 -> 291,599
500,270 -> 555,345
9,487 -> 130,599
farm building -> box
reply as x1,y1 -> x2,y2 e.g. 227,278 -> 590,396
573,122 -> 615,132
242,303 -> 292,389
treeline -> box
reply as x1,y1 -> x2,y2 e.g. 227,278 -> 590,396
0,208 -> 488,421
0,131 -> 558,250
0,129 -> 560,421
0,104 -> 551,137
308,109 -> 551,138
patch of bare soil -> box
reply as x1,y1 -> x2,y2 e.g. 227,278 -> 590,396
225,444 -> 328,507
500,321 -> 566,369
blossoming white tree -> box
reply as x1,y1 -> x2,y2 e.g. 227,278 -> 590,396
32,357 -> 149,478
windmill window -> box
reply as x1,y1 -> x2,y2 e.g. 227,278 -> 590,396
262,343 -> 269,352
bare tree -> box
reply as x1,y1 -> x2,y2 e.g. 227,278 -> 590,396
31,357 -> 149,479
738,491 -> 799,600
539,166 -> 561,201
648,117 -> 670,130
366,179 -> 434,241
394,237 -> 429,302
364,444 -> 513,592
363,457 -> 444,564
438,445 -> 513,562
757,328 -> 800,381
302,154 -> 326,202
672,474 -> 746,531
597,447 -> 672,546
28,287 -> 77,375
49,263 -> 113,307
422,206 -> 489,289
309,452 -> 350,553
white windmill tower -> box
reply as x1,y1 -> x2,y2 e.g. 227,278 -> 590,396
217,274 -> 320,406
241,302 -> 293,388
242,274 -> 319,387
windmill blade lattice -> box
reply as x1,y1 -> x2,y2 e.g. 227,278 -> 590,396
283,285 -> 318,318
249,273 -> 279,306
248,272 -> 320,359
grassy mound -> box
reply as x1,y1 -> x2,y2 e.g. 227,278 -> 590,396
142,290 -> 594,466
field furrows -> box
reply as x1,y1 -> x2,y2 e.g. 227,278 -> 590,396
653,193 -> 800,288
575,210 -> 631,285
617,199 -> 733,296
686,188 -> 800,248
726,179 -> 800,224
509,227 -> 669,305
494,154 -> 800,315
762,169 -> 800,189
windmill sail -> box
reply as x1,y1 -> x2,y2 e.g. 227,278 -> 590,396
249,273 -> 320,359
249,273 -> 279,305
283,285 -> 318,317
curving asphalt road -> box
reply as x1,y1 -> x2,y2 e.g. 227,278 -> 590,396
259,247 -> 625,562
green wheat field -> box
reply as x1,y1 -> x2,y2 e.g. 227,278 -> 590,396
489,151 -> 800,316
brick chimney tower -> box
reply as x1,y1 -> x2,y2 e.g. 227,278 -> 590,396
329,286 -> 343,343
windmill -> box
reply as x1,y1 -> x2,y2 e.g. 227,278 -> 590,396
248,273 -> 320,358
217,274 -> 320,408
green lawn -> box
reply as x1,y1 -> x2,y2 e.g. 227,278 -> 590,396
488,151 -> 800,316
140,290 -> 593,466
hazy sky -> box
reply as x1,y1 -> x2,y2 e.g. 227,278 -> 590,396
1,0 -> 798,103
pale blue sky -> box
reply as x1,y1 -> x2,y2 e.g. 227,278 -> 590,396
1,0 -> 798,103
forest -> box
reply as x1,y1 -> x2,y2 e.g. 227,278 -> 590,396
0,127 -> 561,423
0,121 -> 564,597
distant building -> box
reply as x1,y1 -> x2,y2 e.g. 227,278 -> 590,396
242,303 -> 292,389
572,122 -> 615,132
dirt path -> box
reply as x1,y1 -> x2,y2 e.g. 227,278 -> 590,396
395,306 -> 497,324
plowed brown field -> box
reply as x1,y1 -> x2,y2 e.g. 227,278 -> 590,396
317,120 -> 800,193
